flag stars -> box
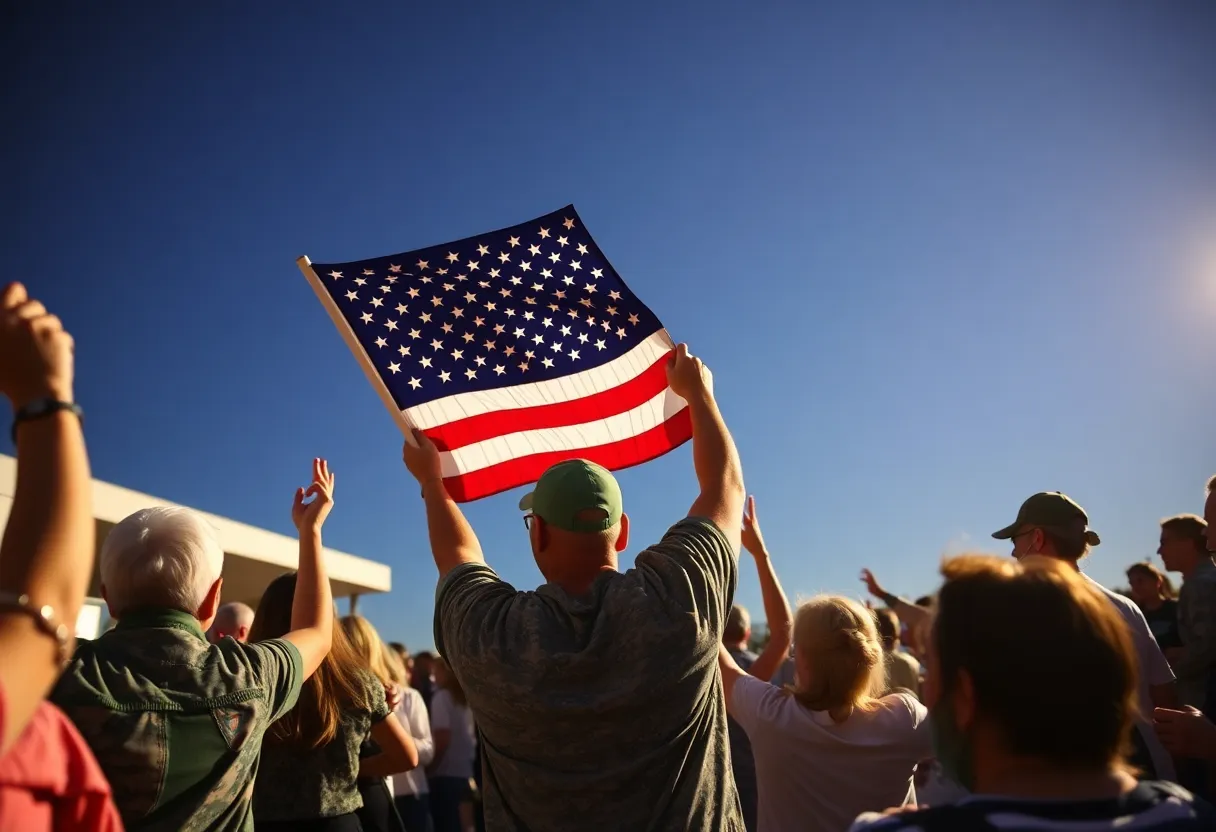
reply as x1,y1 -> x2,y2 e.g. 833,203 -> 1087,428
329,271 -> 343,279
363,269 -> 375,276
386,276 -> 398,284
484,340 -> 496,351
519,362 -> 530,372
560,325 -> 572,336
408,377 -> 422,389
520,261 -> 532,272
563,276 -> 575,286
375,337 -> 388,348
495,324 -> 508,336
548,252 -> 561,263
417,260 -> 429,270
542,357 -> 555,368
584,284 -> 597,294
532,334 -> 545,345
538,227 -> 551,239
388,362 -> 401,374
479,281 -> 491,289
398,345 -> 410,356
513,327 -> 525,338
493,364 -> 506,376
524,311 -> 535,321
380,285 -> 393,294
446,252 -> 459,263
595,338 -> 606,350
542,317 -> 553,328
578,332 -> 589,344
504,346 -> 516,357
441,323 -> 454,334
628,313 -> 640,325
451,348 -> 465,361
345,290 -> 359,301
473,316 -> 485,327
474,355 -> 487,367
452,307 -> 465,318
579,298 -> 594,309
508,236 -> 521,247
570,261 -> 582,271
431,339 -> 444,351
465,368 -> 477,380
389,264 -> 402,273
499,288 -> 513,298
489,269 -> 500,279
616,327 -> 627,338
528,244 -> 541,256
420,276 -> 433,284
557,236 -> 569,247
563,217 -> 575,230
420,313 -> 433,323
477,244 -> 490,256
462,332 -> 474,343
554,290 -> 567,299
396,303 -> 408,315
361,312 -> 374,324
467,261 -> 480,271
409,328 -> 422,339
439,370 -> 451,383
420,357 -> 433,368
570,349 -> 581,360
407,288 -> 420,298
371,297 -> 384,308
355,278 -> 367,286
608,291 -> 621,301
442,283 -> 455,292
432,297 -> 444,307
591,268 -> 603,279
548,303 -> 560,313
531,283 -> 543,292
577,244 -> 588,255
607,306 -> 618,316
550,341 -> 563,353
525,350 -> 536,360
499,252 -> 511,263
385,320 -> 399,331
504,308 -> 516,317
510,276 -> 523,286
485,302 -> 498,312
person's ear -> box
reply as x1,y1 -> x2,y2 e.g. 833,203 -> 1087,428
615,513 -> 630,553
198,577 -> 224,625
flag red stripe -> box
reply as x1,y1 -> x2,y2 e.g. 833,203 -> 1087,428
422,352 -> 673,452
441,408 -> 692,502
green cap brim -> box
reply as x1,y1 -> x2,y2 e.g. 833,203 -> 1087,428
992,523 -> 1019,540
518,492 -> 534,512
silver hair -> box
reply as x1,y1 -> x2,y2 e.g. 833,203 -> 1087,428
100,507 -> 224,616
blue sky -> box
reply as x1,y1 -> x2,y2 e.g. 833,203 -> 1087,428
4,2 -> 1215,650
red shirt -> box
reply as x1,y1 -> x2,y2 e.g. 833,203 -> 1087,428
0,682 -> 123,831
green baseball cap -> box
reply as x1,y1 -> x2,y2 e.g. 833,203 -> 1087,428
517,459 -> 623,533
992,491 -> 1101,546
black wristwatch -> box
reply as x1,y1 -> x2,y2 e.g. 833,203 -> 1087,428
11,398 -> 84,443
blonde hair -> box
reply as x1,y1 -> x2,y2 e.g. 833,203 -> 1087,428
790,595 -> 886,720
383,644 -> 408,686
340,615 -> 395,687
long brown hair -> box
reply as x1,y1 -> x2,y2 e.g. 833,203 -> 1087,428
1126,561 -> 1177,600
341,615 -> 396,687
249,573 -> 374,749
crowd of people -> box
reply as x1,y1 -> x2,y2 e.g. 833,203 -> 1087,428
2,281 -> 1216,831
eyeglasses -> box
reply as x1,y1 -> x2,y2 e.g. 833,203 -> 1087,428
523,514 -> 536,530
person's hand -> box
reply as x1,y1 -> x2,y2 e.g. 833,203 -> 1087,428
384,682 -> 403,712
740,495 -> 768,558
860,568 -> 887,599
1154,706 -> 1216,760
292,458 -> 336,532
402,429 -> 443,486
0,283 -> 75,409
666,343 -> 711,401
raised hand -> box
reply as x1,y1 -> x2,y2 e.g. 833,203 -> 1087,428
741,495 -> 768,557
402,429 -> 443,486
666,343 -> 711,401
0,282 -> 75,408
292,458 -> 336,531
1154,706 -> 1216,759
860,568 -> 887,600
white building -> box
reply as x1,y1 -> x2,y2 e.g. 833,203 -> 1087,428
0,454 -> 391,639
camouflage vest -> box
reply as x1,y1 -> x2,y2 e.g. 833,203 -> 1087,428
52,608 -> 302,832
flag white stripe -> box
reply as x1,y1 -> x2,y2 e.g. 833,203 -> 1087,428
437,387 -> 688,478
403,329 -> 673,430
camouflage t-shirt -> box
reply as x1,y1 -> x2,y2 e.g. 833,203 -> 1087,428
52,607 -> 303,832
253,669 -> 391,821
435,516 -> 743,832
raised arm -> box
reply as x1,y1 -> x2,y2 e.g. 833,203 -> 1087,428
739,496 -> 793,682
670,345 -> 744,549
283,458 -> 336,679
403,431 -> 485,579
0,283 -> 93,756
861,568 -> 932,635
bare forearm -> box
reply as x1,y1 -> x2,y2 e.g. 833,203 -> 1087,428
421,480 -> 484,577
291,528 -> 333,636
749,553 -> 793,682
687,394 -> 745,542
0,412 -> 92,620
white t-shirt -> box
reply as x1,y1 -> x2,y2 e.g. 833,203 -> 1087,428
429,688 -> 476,780
730,676 -> 932,832
393,687 -> 435,797
1081,574 -> 1176,781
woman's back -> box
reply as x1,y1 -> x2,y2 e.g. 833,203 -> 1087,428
730,677 -> 931,832
254,670 -> 391,822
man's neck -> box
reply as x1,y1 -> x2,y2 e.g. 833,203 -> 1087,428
551,564 -> 617,596
974,757 -> 1135,801
1182,555 -> 1214,581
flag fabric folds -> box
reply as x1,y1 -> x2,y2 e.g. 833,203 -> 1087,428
301,205 -> 690,502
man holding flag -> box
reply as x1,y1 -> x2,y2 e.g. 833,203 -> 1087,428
403,343 -> 746,831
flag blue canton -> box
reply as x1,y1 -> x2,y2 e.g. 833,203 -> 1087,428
311,206 -> 664,411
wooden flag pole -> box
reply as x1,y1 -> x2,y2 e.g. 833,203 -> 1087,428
296,255 -> 418,445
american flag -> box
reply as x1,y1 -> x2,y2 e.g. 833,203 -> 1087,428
300,206 -> 691,502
